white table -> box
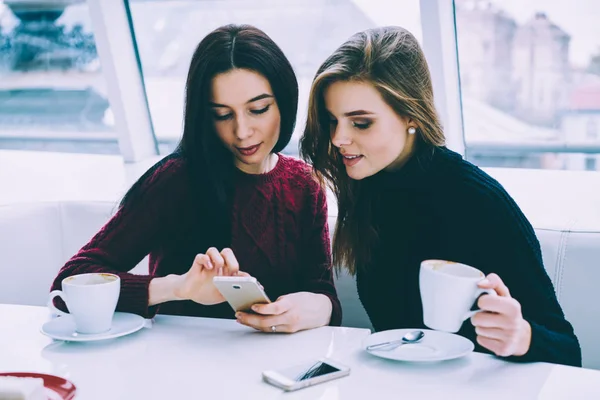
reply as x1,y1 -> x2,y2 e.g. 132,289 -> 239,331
1,304 -> 599,399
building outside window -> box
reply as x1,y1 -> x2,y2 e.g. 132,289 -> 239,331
456,0 -> 600,170
0,0 -> 117,154
2,0 -> 599,173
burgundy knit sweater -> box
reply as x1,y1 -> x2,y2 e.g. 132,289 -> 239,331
51,154 -> 341,325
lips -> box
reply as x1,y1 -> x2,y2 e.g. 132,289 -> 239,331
342,154 -> 364,167
237,143 -> 261,156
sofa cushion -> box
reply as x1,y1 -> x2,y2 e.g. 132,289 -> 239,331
0,203 -> 63,306
58,201 -> 117,262
553,231 -> 600,369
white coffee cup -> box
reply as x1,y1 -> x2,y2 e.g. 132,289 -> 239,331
48,273 -> 120,334
419,260 -> 496,333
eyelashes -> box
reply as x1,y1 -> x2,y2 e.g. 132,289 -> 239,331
251,105 -> 270,115
328,119 -> 373,130
213,113 -> 233,121
213,105 -> 271,121
352,121 -> 372,130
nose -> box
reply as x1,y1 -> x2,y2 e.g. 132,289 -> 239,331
234,115 -> 254,141
331,124 -> 351,148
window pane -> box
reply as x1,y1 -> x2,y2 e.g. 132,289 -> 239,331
128,0 -> 421,156
0,1 -> 117,154
456,0 -> 600,171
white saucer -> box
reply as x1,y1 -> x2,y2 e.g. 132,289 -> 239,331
363,329 -> 474,362
41,312 -> 146,342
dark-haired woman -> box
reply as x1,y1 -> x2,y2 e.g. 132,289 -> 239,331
51,25 -> 340,333
300,26 -> 580,365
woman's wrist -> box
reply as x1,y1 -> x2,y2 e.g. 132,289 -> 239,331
514,319 -> 533,356
315,293 -> 333,327
148,274 -> 184,306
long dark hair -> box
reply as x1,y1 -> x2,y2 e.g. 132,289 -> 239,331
120,24 -> 298,245
300,26 -> 445,275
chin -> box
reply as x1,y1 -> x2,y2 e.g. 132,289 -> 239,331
346,168 -> 370,181
238,151 -> 264,164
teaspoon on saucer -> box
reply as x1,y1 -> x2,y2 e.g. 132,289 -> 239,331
366,330 -> 425,351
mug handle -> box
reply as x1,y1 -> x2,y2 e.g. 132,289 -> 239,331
464,288 -> 497,320
48,290 -> 69,317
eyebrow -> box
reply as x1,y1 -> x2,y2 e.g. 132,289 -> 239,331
209,93 -> 273,108
326,109 -> 376,117
344,110 -> 375,117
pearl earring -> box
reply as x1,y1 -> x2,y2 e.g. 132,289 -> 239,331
408,127 -> 416,135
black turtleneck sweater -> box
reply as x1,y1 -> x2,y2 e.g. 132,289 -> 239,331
356,145 -> 581,367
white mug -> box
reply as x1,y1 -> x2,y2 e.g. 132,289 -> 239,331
419,260 -> 496,333
48,273 -> 120,334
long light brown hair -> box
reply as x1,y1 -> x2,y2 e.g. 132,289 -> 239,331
300,26 -> 445,275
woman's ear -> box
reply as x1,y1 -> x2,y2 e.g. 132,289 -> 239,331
404,118 -> 419,135
406,117 -> 418,129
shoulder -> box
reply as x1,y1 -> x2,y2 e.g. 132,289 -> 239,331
443,157 -> 501,198
442,154 -> 513,208
434,151 -> 533,232
145,154 -> 186,180
142,155 -> 190,192
122,154 -> 192,207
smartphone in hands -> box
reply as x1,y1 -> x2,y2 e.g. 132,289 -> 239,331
262,358 -> 351,392
212,276 -> 271,313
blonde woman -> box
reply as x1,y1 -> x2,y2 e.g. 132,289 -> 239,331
300,26 -> 580,366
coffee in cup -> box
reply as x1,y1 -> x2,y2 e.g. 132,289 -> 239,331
48,273 -> 120,334
419,260 -> 495,333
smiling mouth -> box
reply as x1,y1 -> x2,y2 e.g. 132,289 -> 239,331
342,154 -> 364,167
237,143 -> 262,156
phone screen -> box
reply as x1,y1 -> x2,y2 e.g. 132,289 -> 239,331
279,361 -> 341,382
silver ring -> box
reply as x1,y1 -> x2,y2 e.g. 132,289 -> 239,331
270,325 -> 277,333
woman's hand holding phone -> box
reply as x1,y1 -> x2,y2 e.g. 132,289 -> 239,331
149,247 -> 250,307
174,247 -> 252,305
235,292 -> 333,333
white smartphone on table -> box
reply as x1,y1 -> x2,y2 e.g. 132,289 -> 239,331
262,358 -> 351,392
212,276 -> 271,313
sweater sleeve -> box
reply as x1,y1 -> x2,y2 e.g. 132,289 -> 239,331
50,158 -> 189,318
463,176 -> 582,367
297,182 -> 342,326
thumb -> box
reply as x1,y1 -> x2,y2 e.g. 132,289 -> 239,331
478,273 -> 511,297
477,278 -> 493,289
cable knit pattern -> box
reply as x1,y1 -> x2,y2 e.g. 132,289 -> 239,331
357,145 -> 581,367
51,154 -> 341,325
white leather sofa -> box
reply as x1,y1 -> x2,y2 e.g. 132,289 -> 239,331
0,201 -> 147,307
1,167 -> 599,368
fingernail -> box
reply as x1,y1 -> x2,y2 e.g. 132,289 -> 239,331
251,305 -> 258,311
235,312 -> 240,318
479,279 -> 490,286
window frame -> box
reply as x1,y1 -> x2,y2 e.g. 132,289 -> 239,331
93,0 -> 599,175
420,0 -> 466,155
89,0 -> 158,162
